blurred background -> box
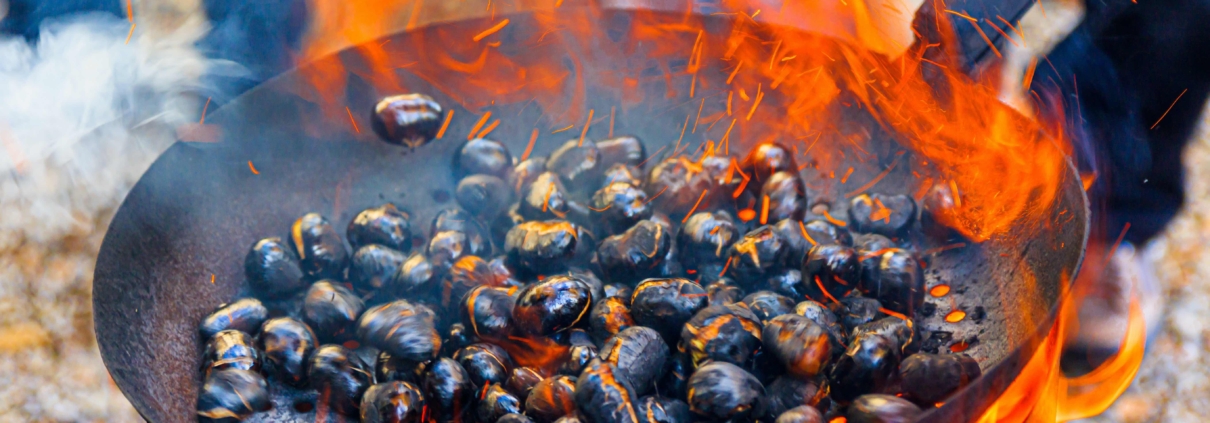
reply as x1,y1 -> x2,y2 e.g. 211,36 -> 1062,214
0,0 -> 1207,421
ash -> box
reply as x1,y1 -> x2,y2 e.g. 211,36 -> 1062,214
0,11 -> 207,422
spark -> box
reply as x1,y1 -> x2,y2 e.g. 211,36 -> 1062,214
759,195 -> 770,224
636,145 -> 665,168
521,129 -> 538,161
924,243 -> 967,255
746,84 -> 764,121
468,112 -> 492,140
677,114 -> 690,150
797,221 -> 817,246
719,257 -> 733,278
125,24 -> 136,44
920,58 -> 948,69
1151,89 -> 1188,130
210,274 -> 215,284
720,119 -> 737,154
552,124 -> 574,134
473,19 -> 511,42
822,211 -> 848,227
199,97 -> 211,124
726,91 -> 733,116
944,9 -> 976,21
609,107 -> 616,138
986,19 -> 1020,48
689,74 -> 697,98
682,190 -> 710,223
579,109 -> 594,147
477,120 -> 500,139
248,161 -> 260,175
968,20 -> 1002,59
814,276 -> 841,305
768,40 -> 782,70
644,185 -> 669,204
124,0 -> 135,44
1023,57 -> 1038,89
845,152 -> 905,198
840,167 -> 854,184
346,107 -> 360,133
436,109 -> 454,139
727,61 -> 744,84
997,16 -> 1026,47
693,98 -> 705,133
1107,223 -> 1131,261
950,180 -> 962,207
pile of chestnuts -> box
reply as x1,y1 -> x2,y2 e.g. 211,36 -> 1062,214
193,93 -> 980,423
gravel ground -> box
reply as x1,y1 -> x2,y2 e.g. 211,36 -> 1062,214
0,1 -> 1201,422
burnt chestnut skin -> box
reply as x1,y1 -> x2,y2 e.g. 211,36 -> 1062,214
558,344 -> 599,377
575,360 -> 641,423
526,375 -> 578,423
589,296 -> 634,345
742,291 -> 795,324
505,220 -> 580,277
513,275 -> 594,336
454,343 -> 515,388
461,285 -> 516,339
679,303 -> 763,368
392,252 -> 436,297
600,326 -> 670,396
371,93 -> 443,147
479,384 -> 525,423
440,255 -> 500,312
859,249 -> 924,316
360,381 -> 426,423
302,280 -> 364,342
597,220 -> 674,284
898,353 -> 981,404
309,344 -> 375,417
847,394 -> 921,423
827,334 -> 901,404
636,396 -> 693,423
347,203 -> 413,252
761,314 -> 831,378
454,138 -> 513,179
686,361 -> 765,422
200,298 -> 268,339
547,139 -> 604,195
200,330 -> 261,376
244,237 -> 306,298
727,225 -> 789,283
801,244 -> 861,303
196,368 -> 271,423
645,157 -> 719,222
677,212 -> 738,275
422,357 -> 474,422
290,213 -> 349,280
506,367 -> 545,403
764,377 -> 822,418
839,295 -> 883,331
256,317 -> 316,387
592,182 -> 653,236
358,300 -> 441,363
629,278 -> 708,346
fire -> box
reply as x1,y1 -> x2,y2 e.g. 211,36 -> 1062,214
292,0 -> 1142,420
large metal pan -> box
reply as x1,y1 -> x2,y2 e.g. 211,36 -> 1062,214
93,9 -> 1088,423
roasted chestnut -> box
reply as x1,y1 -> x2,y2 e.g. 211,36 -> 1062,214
196,368 -> 271,422
200,298 -> 268,339
201,330 -> 261,376
645,157 -> 719,221
376,351 -> 424,384
347,203 -> 413,252
506,366 -> 545,403
350,244 -> 409,293
761,269 -> 807,300
442,322 -> 476,356
603,284 -> 633,304
505,220 -> 579,276
764,377 -> 823,418
526,375 -> 578,423
309,344 -> 374,416
574,360 -> 640,423
706,278 -> 745,306
422,357 -> 474,422
244,237 -> 306,298
600,326 -> 669,395
371,93 -> 443,147
602,163 -> 644,187
801,244 -> 861,302
547,138 -> 605,194
461,285 -> 517,340
680,303 -> 763,368
848,193 -> 917,237
838,295 -> 882,331
760,172 -> 808,223
846,394 -> 921,423
740,142 -> 798,187
392,252 -> 437,297
597,220 -> 674,283
859,249 -> 924,316
479,383 -> 525,423
358,300 -> 441,363
290,213 -> 349,280
360,381 -> 426,423
454,138 -> 513,179
513,275 -> 593,336
431,208 -> 492,247
592,182 -> 653,236
656,352 -> 693,400
441,255 -> 500,311
898,353 -> 981,404
589,296 -> 634,344
257,317 -> 316,387
794,300 -> 848,356
761,314 -> 831,378
428,230 -> 475,272
636,396 -> 693,423
510,158 -> 549,195
457,174 -> 515,219
686,361 -> 765,422
629,278 -> 708,346
727,225 -> 789,283
302,280 -> 364,342
597,136 -> 647,169
453,343 -> 514,388
742,291 -> 795,324
559,344 -> 599,376
826,334 -> 901,404
677,212 -> 738,274
520,172 -> 580,221
852,317 -> 917,355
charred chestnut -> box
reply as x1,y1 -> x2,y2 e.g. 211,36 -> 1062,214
600,326 -> 669,395
826,334 -> 901,404
742,291 -> 795,324
636,396 -> 693,423
479,383 -> 525,423
502,414 -> 538,423
597,136 -> 647,169
898,353 -> 980,404
201,330 -> 261,376
350,244 -> 408,293
741,142 -> 798,186
801,244 -> 861,302
678,212 -> 738,274
431,208 -> 492,245
360,381 -> 426,423
244,237 -> 307,298
645,157 -> 718,221
629,278 -> 708,346
429,230 -> 475,271
602,163 -> 644,187
376,351 -> 424,384
196,368 -> 271,422
505,220 -> 579,276
371,94 -> 443,147
309,344 -> 374,416
761,269 -> 807,300
838,295 -> 882,331
422,357 -> 474,422
574,360 -> 640,423
442,322 -> 476,356
760,172 -> 808,223
847,394 -> 921,423
290,213 -> 349,280
302,281 -> 364,342
347,203 -> 413,252
764,377 -> 823,418
358,300 -> 441,362
656,352 -> 693,400
597,220 -> 674,283
510,158 -> 549,195
513,275 -> 593,336
520,172 -> 581,221
457,174 -> 515,219
453,343 -> 514,388
848,193 -> 917,237
603,284 -> 633,304
853,317 -> 917,355
775,406 -> 824,423
200,298 -> 268,339
392,252 -> 437,297
506,366 -> 545,403
589,296 -> 634,345
441,255 -> 500,311
706,278 -> 745,306
761,314 -> 831,378
592,182 -> 653,236
727,225 -> 789,283
461,285 -> 516,339
526,375 -> 578,423
794,300 -> 848,356
686,361 -> 765,422
859,249 -> 924,316
257,317 -> 316,387
455,138 -> 513,179
559,344 -> 599,376
547,139 -> 605,194
680,303 -> 763,368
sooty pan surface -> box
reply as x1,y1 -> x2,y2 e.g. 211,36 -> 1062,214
93,10 -> 1088,423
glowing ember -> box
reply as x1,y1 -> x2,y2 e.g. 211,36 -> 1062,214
945,310 -> 967,323
929,284 -> 951,297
